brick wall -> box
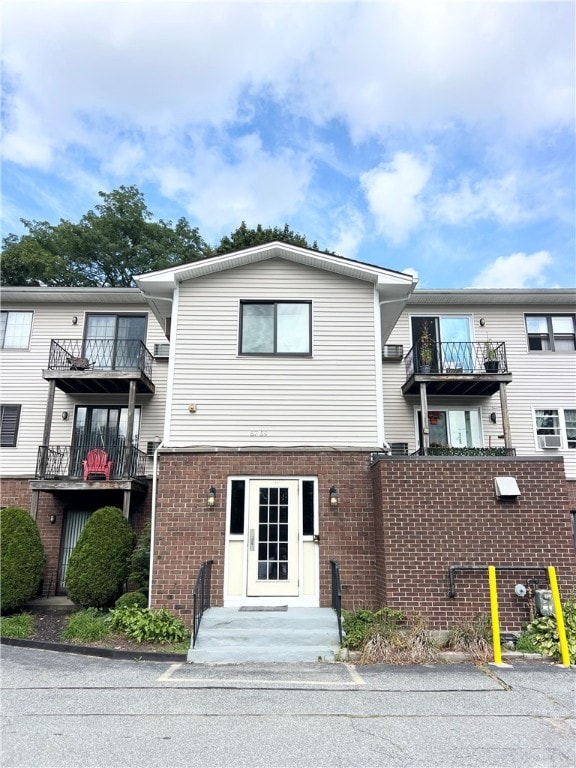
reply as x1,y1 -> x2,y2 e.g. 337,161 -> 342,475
151,451 -> 378,621
371,456 -> 576,631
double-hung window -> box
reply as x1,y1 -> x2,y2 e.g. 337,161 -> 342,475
0,311 -> 33,349
240,301 -> 311,355
535,409 -> 576,449
1,405 -> 21,447
526,314 -> 576,351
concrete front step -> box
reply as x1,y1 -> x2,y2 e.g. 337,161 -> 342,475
188,607 -> 342,663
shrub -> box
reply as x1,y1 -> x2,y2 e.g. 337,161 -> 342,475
115,591 -> 147,609
0,612 -> 35,638
65,506 -> 135,608
107,606 -> 190,644
61,608 -> 110,642
521,601 -> 576,664
128,521 -> 151,594
0,506 -> 46,612
445,615 -> 492,663
360,613 -> 438,665
342,607 -> 406,650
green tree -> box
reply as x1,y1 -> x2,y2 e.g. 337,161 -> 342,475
66,506 -> 135,608
213,222 -> 327,255
0,186 -> 209,287
0,506 -> 46,613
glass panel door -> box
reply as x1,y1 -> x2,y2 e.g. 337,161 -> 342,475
117,316 -> 146,369
439,317 -> 472,372
85,315 -> 115,369
246,479 -> 299,597
72,406 -> 141,478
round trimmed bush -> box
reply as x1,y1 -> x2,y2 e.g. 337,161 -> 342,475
65,506 -> 135,608
115,591 -> 147,609
0,506 -> 46,613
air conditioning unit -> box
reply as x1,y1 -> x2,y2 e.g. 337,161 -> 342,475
154,343 -> 170,359
542,434 -> 562,449
382,344 -> 404,362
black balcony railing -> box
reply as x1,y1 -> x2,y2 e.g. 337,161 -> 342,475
405,341 -> 508,376
35,443 -> 147,480
48,339 -> 154,380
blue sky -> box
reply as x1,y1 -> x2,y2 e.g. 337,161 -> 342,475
1,0 -> 574,289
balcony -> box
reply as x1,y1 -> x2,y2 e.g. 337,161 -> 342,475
31,443 -> 148,492
43,339 -> 155,395
412,446 -> 516,457
402,341 -> 512,396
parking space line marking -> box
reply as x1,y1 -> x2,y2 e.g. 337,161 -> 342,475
345,664 -> 366,685
157,663 -> 185,682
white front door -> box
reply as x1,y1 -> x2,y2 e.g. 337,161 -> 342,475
246,479 -> 299,597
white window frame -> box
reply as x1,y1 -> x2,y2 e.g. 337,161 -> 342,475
533,408 -> 576,450
0,311 -> 33,350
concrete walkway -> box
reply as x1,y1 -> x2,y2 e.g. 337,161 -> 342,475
188,606 -> 341,663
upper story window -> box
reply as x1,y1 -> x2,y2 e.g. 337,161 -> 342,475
1,404 -> 21,447
240,302 -> 311,355
0,311 -> 33,349
535,408 -> 576,449
526,314 -> 575,351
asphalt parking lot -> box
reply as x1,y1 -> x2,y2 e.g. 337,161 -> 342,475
1,647 -> 574,768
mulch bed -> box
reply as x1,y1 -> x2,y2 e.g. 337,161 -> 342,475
3,610 -> 187,659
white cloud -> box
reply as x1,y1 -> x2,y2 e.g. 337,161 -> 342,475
360,153 -> 432,244
432,174 -> 525,225
469,251 -> 553,288
329,206 -> 365,258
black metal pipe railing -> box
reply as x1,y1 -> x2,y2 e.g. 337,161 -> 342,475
330,559 -> 343,645
192,560 -> 214,648
448,565 -> 548,598
48,338 -> 154,380
405,341 -> 508,377
35,443 -> 147,480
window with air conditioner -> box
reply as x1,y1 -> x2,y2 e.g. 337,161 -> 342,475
534,409 -> 576,450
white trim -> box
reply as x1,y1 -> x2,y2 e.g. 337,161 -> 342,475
163,282 -> 179,445
223,475 -> 319,607
374,287 -> 385,446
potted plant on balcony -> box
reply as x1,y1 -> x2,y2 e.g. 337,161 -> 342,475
419,323 -> 434,373
483,340 -> 499,372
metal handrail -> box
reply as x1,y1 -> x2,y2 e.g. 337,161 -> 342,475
192,560 -> 214,648
405,341 -> 508,376
48,338 -> 154,379
35,443 -> 147,480
330,559 -> 343,644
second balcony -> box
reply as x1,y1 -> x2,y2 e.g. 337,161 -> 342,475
43,339 -> 155,395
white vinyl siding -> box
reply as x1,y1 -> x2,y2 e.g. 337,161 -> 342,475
168,258 -> 379,448
382,300 -> 576,478
0,296 -> 168,477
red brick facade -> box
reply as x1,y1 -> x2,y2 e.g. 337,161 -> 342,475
371,455 -> 576,630
151,451 -> 576,631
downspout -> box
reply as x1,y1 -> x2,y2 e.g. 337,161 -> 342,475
148,439 -> 164,609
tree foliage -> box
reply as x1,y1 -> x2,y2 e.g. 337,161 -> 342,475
65,506 -> 135,608
0,506 -> 46,613
213,221 -> 320,255
0,186 -> 208,287
1,187 -> 330,287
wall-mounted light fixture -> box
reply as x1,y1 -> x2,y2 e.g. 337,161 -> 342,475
490,412 -> 497,424
61,411 -> 69,421
329,486 -> 339,507
50,514 -> 57,525
207,486 -> 216,507
479,318 -> 486,327
72,316 -> 78,325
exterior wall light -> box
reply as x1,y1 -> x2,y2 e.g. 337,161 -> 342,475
50,514 -> 57,524
207,486 -> 216,507
72,316 -> 78,325
61,411 -> 69,420
329,486 -> 339,506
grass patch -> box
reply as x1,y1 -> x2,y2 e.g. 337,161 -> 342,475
61,608 -> 111,643
0,612 -> 35,638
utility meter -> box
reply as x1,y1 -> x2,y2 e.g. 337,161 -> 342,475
534,589 -> 555,617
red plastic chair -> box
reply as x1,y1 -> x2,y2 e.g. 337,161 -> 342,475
82,449 -> 113,481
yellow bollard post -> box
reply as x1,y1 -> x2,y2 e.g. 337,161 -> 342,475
547,566 -> 571,667
488,565 -> 502,665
